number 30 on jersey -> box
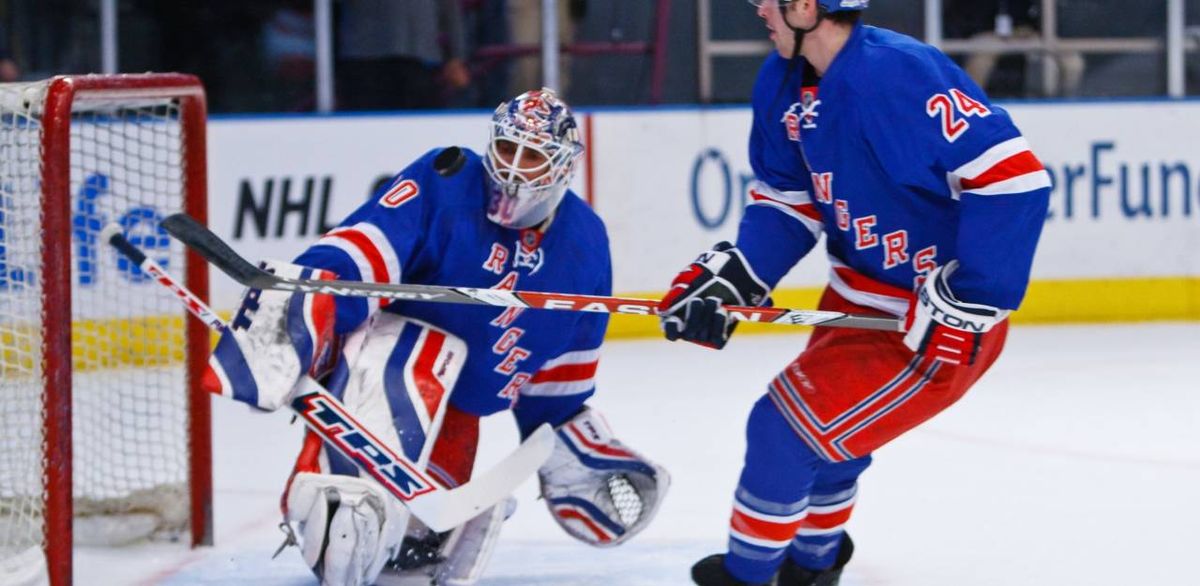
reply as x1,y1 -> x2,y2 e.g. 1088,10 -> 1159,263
926,89 -> 992,143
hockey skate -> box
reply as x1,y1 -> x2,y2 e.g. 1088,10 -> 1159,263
691,533 -> 853,586
776,533 -> 853,586
691,554 -> 772,586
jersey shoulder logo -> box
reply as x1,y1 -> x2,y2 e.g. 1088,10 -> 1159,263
514,230 -> 545,274
780,87 -> 822,140
799,87 -> 821,129
380,178 -> 420,208
782,104 -> 802,142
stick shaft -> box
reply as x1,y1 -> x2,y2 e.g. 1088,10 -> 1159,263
159,213 -> 904,332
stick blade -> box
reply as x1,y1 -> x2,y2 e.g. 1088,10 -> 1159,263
160,213 -> 269,287
405,424 -> 555,532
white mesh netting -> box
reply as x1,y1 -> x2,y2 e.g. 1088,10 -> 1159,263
0,79 -> 196,582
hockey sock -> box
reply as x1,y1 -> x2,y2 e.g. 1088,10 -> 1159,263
723,397 -> 823,584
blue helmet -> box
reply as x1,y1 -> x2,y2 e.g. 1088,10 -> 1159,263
818,0 -> 868,12
749,0 -> 867,14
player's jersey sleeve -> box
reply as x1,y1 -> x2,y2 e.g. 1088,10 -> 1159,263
737,55 -> 824,289
858,48 -> 1050,308
511,237 -> 612,439
294,149 -> 444,334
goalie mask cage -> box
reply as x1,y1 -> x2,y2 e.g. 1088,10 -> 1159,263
0,74 -> 212,586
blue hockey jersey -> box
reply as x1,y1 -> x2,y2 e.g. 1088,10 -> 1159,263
294,148 -> 611,436
738,22 -> 1050,314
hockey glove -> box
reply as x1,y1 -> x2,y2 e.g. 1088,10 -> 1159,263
657,242 -> 769,349
203,259 -> 337,411
539,407 -> 670,548
904,261 -> 1009,366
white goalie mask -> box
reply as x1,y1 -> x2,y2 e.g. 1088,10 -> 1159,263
484,88 -> 584,229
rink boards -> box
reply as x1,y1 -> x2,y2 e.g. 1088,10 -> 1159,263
6,100 -> 1193,360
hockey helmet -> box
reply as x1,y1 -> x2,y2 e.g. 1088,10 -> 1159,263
483,88 -> 584,229
747,0 -> 868,14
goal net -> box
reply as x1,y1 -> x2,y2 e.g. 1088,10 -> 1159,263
0,74 -> 211,586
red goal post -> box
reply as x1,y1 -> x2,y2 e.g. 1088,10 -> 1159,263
0,74 -> 212,586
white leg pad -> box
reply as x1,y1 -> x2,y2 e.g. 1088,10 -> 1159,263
287,472 -> 411,586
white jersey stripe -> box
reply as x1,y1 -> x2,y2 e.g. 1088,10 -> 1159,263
748,179 -> 813,206
522,379 -> 595,397
539,348 -> 602,370
952,136 -> 1032,180
962,170 -> 1052,197
827,268 -> 909,317
352,222 -> 402,284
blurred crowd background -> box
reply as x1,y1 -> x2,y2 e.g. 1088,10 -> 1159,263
3,0 -> 1200,113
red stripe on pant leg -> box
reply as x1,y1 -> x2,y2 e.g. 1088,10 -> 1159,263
820,366 -> 928,444
429,405 -> 479,485
731,510 -> 806,542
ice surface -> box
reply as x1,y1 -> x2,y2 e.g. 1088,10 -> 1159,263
74,323 -> 1200,585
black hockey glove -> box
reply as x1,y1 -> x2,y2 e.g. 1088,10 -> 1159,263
657,242 -> 769,349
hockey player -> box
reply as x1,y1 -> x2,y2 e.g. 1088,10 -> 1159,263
206,89 -> 669,585
658,2 -> 1050,585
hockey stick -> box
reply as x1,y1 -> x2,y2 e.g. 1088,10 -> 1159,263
100,224 -> 554,533
159,213 -> 903,332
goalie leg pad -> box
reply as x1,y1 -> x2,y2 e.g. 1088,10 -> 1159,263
304,313 -> 468,477
433,496 -> 516,585
539,407 -> 670,547
375,497 -> 516,586
280,315 -> 471,584
286,472 -> 411,586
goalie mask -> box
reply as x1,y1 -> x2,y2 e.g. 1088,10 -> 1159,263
483,88 -> 584,229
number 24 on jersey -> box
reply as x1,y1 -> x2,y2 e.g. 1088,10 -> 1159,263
926,88 -> 991,143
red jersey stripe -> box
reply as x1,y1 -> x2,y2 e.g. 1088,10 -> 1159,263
329,228 -> 392,308
531,361 -> 599,383
750,189 -> 823,222
960,150 -> 1045,190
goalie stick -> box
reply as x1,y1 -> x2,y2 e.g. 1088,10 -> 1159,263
100,223 -> 554,533
159,213 -> 904,332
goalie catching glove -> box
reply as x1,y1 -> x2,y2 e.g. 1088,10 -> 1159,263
538,407 -> 669,547
658,242 -> 769,349
203,259 -> 337,411
904,260 -> 1010,366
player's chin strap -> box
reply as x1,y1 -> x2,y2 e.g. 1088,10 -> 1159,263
781,1 -> 825,61
772,1 -> 824,107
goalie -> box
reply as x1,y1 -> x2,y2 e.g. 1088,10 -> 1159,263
204,89 -> 669,585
